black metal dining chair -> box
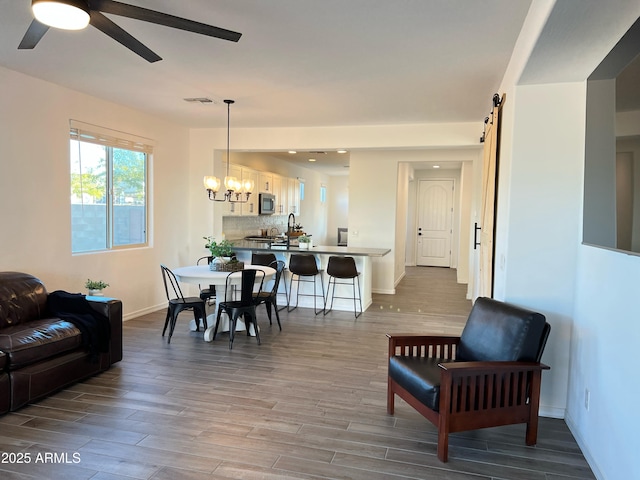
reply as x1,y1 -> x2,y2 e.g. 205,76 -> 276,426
253,260 -> 285,330
160,264 -> 207,343
252,252 -> 288,310
196,256 -> 216,306
213,268 -> 266,349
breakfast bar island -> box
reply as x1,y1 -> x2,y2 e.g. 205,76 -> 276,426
230,240 -> 391,313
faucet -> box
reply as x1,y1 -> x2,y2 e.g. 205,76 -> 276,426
287,213 -> 296,234
287,213 -> 296,248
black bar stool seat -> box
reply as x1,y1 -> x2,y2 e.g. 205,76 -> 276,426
288,254 -> 325,315
324,256 -> 362,318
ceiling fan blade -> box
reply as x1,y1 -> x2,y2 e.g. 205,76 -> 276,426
89,0 -> 242,42
18,19 -> 50,49
90,11 -> 162,63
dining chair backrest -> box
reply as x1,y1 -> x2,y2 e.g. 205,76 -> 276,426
268,260 -> 286,295
197,256 -> 213,266
160,264 -> 186,302
225,269 -> 265,304
252,252 -> 277,266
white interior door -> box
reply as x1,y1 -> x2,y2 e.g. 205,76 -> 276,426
417,179 -> 453,267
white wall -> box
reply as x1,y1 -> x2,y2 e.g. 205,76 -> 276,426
0,66 -> 190,319
571,245 -> 640,480
499,82 -> 586,419
327,175 -> 349,246
496,76 -> 640,480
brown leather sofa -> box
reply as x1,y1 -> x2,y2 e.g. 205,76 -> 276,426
0,271 -> 122,413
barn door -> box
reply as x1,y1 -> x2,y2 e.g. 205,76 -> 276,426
477,94 -> 504,298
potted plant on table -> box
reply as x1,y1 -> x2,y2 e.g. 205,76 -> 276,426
204,236 -> 234,260
203,236 -> 242,271
85,279 -> 109,296
298,235 -> 312,249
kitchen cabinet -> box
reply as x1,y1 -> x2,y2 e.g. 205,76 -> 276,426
221,164 -> 243,216
241,168 -> 259,216
272,175 -> 286,215
258,172 -> 273,193
288,177 -> 300,215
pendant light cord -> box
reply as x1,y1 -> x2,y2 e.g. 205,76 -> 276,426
224,99 -> 234,179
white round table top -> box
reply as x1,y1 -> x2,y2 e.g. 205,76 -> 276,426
172,264 -> 276,285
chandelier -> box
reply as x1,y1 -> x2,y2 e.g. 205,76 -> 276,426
203,99 -> 254,203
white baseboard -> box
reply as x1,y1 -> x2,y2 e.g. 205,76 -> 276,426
372,288 -> 396,294
565,411 -> 605,480
539,405 -> 565,419
123,304 -> 165,321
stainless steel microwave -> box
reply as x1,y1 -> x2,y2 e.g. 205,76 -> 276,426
259,193 -> 276,215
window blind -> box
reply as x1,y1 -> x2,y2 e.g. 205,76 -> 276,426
69,120 -> 155,154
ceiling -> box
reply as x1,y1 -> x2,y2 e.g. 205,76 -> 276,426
0,0 -> 532,130
2,1 -> 635,175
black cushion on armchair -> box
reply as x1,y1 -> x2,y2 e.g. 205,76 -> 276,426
388,356 -> 455,411
457,297 -> 549,362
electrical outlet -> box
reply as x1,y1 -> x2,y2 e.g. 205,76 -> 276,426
584,388 -> 590,411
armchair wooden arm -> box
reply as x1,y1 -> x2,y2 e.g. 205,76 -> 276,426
386,333 -> 461,359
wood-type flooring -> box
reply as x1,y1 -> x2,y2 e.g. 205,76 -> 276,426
0,267 -> 595,479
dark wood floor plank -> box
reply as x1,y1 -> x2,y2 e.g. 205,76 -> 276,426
0,267 -> 595,479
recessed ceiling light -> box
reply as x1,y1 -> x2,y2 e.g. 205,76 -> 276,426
288,150 -> 297,154
433,165 -> 440,169
308,158 -> 316,162
337,149 -> 347,154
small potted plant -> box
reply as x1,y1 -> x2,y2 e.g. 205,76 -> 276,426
203,236 -> 234,260
85,279 -> 109,296
298,235 -> 312,249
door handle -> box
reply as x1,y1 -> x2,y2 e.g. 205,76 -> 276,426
474,222 -> 481,249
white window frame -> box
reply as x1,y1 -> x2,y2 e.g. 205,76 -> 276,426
70,120 -> 152,253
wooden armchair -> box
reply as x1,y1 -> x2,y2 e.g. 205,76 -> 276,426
387,297 -> 550,462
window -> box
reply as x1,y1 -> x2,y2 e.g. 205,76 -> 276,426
70,122 -> 151,253
320,184 -> 327,204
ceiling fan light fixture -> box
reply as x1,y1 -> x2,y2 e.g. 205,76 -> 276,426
32,0 -> 90,30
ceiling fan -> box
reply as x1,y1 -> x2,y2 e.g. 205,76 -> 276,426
18,0 -> 242,63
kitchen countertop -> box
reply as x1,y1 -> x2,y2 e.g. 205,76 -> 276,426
228,239 -> 390,257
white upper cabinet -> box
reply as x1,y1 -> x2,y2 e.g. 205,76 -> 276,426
288,177 -> 300,215
272,174 -> 286,215
258,172 -> 273,193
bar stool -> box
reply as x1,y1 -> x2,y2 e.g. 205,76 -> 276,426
324,256 -> 362,318
287,254 -> 325,315
252,252 -> 289,310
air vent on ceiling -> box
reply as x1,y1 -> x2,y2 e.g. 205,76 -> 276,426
183,97 -> 214,104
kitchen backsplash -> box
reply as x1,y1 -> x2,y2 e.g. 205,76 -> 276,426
223,215 -> 289,240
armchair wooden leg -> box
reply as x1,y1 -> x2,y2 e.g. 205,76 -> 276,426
387,379 -> 395,414
526,370 -> 543,445
437,421 -> 449,462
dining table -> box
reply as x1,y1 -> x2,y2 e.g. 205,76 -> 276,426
172,264 -> 276,342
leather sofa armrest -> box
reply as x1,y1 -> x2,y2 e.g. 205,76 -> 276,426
387,334 -> 461,360
87,297 -> 123,364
